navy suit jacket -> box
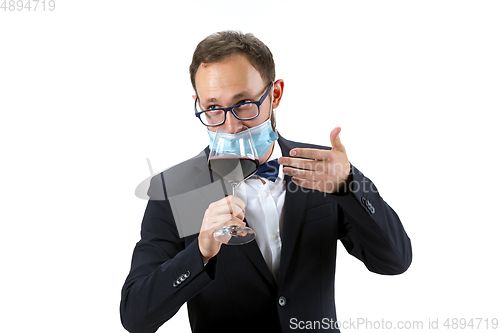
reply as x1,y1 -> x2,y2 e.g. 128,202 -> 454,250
120,136 -> 412,333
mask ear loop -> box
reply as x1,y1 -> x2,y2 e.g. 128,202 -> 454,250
269,81 -> 278,136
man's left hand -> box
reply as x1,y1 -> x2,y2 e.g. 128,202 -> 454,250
278,127 -> 351,194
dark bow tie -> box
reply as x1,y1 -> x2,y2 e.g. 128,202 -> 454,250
254,158 -> 280,182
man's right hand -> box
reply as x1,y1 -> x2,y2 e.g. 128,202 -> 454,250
198,195 -> 246,264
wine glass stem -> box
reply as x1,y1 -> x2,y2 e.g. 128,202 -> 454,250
231,183 -> 237,196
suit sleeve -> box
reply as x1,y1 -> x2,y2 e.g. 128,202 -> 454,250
120,175 -> 216,333
334,164 -> 412,275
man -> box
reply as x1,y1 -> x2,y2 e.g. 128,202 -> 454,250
120,31 -> 412,333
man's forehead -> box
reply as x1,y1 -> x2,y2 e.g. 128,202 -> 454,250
195,54 -> 264,96
196,73 -> 265,105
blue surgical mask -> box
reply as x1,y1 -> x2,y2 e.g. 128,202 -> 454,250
207,119 -> 278,158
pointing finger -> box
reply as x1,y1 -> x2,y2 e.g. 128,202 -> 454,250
284,148 -> 331,161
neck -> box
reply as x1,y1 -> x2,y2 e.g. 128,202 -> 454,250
259,141 -> 275,165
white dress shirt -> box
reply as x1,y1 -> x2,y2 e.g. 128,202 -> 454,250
236,142 -> 286,282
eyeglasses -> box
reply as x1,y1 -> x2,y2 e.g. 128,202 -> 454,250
194,82 -> 273,127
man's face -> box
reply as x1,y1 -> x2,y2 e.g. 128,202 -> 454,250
194,53 -> 272,134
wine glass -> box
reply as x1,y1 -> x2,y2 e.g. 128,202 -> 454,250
208,126 -> 259,245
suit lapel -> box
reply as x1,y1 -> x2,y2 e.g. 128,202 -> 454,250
239,240 -> 277,287
277,136 -> 308,287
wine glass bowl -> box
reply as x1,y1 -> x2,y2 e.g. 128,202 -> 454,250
208,126 -> 258,245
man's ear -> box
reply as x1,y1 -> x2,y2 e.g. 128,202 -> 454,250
193,95 -> 200,109
272,79 -> 284,109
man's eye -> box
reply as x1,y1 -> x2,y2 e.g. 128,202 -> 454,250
207,105 -> 220,110
235,101 -> 254,111
237,100 -> 251,105
207,109 -> 223,117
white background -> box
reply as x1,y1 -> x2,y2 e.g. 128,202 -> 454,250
1,0 -> 499,332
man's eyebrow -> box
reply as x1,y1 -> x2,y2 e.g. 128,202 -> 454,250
205,97 -> 218,104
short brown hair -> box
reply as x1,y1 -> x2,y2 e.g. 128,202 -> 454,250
189,31 -> 275,93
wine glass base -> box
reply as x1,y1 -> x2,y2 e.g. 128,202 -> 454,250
214,225 -> 256,245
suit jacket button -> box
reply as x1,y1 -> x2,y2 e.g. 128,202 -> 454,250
178,271 -> 190,282
278,296 -> 286,306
